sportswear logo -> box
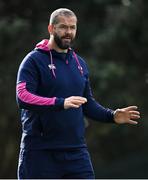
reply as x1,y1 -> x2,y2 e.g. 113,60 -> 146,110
48,64 -> 56,70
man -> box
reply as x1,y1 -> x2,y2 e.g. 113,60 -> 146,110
16,8 -> 140,179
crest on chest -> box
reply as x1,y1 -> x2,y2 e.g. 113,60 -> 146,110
48,64 -> 56,70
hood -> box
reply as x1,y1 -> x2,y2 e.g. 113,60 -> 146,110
35,39 -> 83,78
35,39 -> 50,51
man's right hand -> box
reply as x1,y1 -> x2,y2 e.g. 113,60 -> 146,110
64,96 -> 87,109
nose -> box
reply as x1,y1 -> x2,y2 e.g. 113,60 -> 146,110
66,27 -> 72,34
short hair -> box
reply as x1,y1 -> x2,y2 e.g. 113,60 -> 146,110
49,8 -> 77,25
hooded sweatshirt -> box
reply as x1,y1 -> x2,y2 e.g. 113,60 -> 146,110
16,39 -> 114,150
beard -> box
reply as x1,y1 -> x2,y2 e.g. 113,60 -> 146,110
54,32 -> 74,50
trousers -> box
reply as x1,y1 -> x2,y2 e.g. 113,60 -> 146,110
17,148 -> 95,179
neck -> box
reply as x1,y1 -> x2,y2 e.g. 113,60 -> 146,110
48,38 -> 68,53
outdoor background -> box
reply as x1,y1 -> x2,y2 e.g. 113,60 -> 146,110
0,0 -> 148,178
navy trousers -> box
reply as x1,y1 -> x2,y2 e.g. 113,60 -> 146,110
17,148 -> 95,179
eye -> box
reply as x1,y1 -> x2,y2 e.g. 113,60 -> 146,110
59,25 -> 67,30
70,26 -> 76,30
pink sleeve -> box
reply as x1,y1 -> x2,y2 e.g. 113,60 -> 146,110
16,82 -> 56,106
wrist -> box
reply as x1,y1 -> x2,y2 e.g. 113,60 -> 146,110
113,108 -> 120,124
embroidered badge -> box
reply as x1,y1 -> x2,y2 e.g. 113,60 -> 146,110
48,64 -> 56,70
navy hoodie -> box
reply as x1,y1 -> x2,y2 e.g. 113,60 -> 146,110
16,39 -> 114,150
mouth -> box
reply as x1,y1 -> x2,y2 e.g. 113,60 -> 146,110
62,37 -> 72,41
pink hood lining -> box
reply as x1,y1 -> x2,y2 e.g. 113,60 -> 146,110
35,39 -> 50,51
35,39 -> 83,76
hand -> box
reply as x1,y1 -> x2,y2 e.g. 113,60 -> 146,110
64,96 -> 87,109
114,106 -> 140,125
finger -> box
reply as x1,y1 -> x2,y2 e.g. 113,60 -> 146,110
72,101 -> 85,106
129,111 -> 140,115
130,114 -> 140,119
68,103 -> 80,108
70,96 -> 87,102
124,106 -> 138,111
73,98 -> 87,103
71,99 -> 87,105
128,119 -> 138,125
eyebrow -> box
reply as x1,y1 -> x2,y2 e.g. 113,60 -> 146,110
58,24 -> 77,28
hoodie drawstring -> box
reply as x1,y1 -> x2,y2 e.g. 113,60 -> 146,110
49,51 -> 56,78
49,50 -> 83,78
73,51 -> 83,75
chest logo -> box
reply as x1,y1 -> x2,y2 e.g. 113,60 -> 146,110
48,64 -> 56,70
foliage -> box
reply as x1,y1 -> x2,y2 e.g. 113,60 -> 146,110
0,0 -> 148,178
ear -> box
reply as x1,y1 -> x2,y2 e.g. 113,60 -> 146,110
48,24 -> 53,34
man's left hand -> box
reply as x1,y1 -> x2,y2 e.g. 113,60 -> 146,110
114,106 -> 140,125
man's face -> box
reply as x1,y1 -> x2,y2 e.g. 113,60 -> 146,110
52,16 -> 77,50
